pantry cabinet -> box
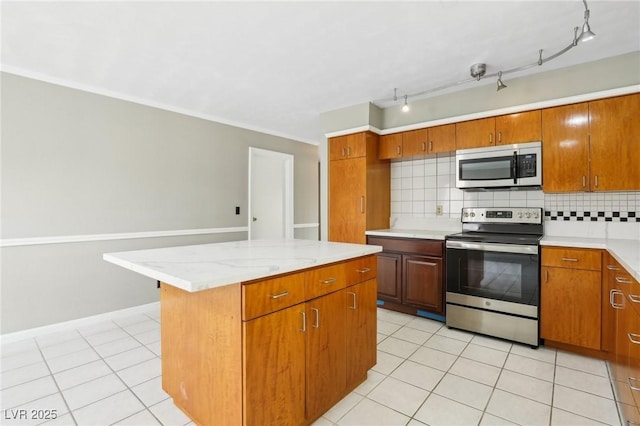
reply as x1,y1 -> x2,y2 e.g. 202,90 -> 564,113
540,247 -> 602,350
367,236 -> 444,316
329,132 -> 390,244
542,93 -> 640,192
456,110 -> 541,149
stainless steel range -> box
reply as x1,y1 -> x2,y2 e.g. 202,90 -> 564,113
445,207 -> 543,347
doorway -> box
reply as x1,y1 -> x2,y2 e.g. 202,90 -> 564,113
248,147 -> 294,240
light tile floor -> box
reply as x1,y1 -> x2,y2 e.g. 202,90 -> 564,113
0,306 -> 624,425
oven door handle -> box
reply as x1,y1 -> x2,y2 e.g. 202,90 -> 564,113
446,240 -> 538,255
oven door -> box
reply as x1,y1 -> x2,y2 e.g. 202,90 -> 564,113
446,240 -> 540,314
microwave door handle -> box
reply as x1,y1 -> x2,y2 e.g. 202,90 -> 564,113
512,151 -> 518,184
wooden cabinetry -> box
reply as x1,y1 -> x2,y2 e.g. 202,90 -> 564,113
542,93 -> 640,192
161,255 -> 378,426
604,253 -> 640,424
540,247 -> 602,350
367,236 -> 444,316
456,111 -> 541,149
329,132 -> 367,161
379,124 -> 456,159
329,131 -> 390,244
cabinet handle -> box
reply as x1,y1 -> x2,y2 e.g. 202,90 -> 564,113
429,141 -> 433,151
561,257 -> 579,262
421,141 -> 426,151
357,267 -> 371,274
629,294 -> 640,303
270,291 -> 289,299
498,132 -> 502,144
616,276 -> 633,284
396,145 -> 401,155
629,377 -> 640,391
628,333 -> 640,345
320,277 -> 337,285
594,175 -> 598,187
347,147 -> 351,157
610,289 -> 625,309
607,265 -> 620,271
582,176 -> 586,188
360,196 -> 365,214
347,292 -> 357,309
300,311 -> 306,332
489,133 -> 493,144
341,147 -> 345,157
312,308 -> 320,328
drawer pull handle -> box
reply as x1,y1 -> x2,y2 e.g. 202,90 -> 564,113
628,333 -> 640,345
270,291 -> 289,299
561,257 -> 579,262
629,294 -> 640,304
616,276 -> 633,284
629,377 -> 640,391
311,308 -> 320,328
357,267 -> 371,274
422,142 -> 426,151
300,311 -> 306,332
347,292 -> 356,309
611,289 -> 625,309
321,277 -> 337,285
607,265 -> 621,271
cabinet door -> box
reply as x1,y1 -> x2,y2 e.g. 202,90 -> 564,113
306,291 -> 347,420
495,110 -> 541,145
328,135 -> 348,161
345,279 -> 377,388
403,128 -> 429,156
456,117 -> 495,149
589,93 -> 640,191
402,255 -> 444,314
540,266 -> 601,350
379,133 -> 403,159
541,103 -> 589,192
329,157 -> 366,243
427,124 -> 455,153
376,252 -> 402,304
244,305 -> 306,426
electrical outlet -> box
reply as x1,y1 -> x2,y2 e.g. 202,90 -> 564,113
436,205 -> 443,215
235,206 -> 240,215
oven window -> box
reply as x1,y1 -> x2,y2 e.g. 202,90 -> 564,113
459,157 -> 513,180
446,248 -> 539,306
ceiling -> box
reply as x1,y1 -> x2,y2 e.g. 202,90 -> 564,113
1,1 -> 639,145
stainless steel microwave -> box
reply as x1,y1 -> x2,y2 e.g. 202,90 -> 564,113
455,141 -> 542,190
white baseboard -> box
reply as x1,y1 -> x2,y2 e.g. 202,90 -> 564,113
0,302 -> 160,345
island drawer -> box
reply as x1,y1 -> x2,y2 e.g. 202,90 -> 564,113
242,272 -> 306,320
541,247 -> 602,271
306,262 -> 348,299
345,255 -> 377,286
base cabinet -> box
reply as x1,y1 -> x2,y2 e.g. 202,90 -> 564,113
161,255 -> 377,426
367,236 -> 444,316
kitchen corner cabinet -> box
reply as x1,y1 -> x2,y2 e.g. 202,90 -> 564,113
540,247 -> 602,350
542,93 -> 640,192
604,253 -> 640,424
456,110 -> 541,150
379,124 -> 455,159
161,255 -> 378,426
329,131 -> 390,244
367,236 -> 444,316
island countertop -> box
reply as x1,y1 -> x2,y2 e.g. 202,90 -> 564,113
103,239 -> 382,293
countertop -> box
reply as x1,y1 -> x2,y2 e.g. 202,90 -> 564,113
103,239 -> 382,293
365,229 -> 451,240
541,236 -> 640,282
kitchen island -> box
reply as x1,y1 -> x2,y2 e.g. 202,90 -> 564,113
104,239 -> 382,426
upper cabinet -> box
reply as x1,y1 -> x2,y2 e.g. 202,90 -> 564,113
456,111 -> 541,150
542,93 -> 640,192
379,124 -> 455,159
329,133 -> 368,161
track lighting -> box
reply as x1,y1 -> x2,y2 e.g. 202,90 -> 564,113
496,71 -> 507,91
382,0 -> 596,108
402,95 -> 410,112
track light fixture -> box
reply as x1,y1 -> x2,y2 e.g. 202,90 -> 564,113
381,0 -> 596,108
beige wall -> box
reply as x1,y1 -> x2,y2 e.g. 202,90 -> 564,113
0,72 -> 319,333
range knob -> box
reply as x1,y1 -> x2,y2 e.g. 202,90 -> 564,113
470,212 -> 476,218
517,212 -> 523,219
533,212 -> 540,219
463,212 -> 469,218
525,212 -> 531,219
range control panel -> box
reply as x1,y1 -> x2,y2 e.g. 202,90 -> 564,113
461,207 -> 543,224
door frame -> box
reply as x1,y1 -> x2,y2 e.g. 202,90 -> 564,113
248,147 -> 294,240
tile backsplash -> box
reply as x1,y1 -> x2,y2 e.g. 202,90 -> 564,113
390,153 -> 640,222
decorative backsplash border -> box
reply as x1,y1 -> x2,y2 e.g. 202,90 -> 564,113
545,210 -> 639,222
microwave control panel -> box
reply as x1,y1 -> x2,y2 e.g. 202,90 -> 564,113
517,154 -> 537,178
